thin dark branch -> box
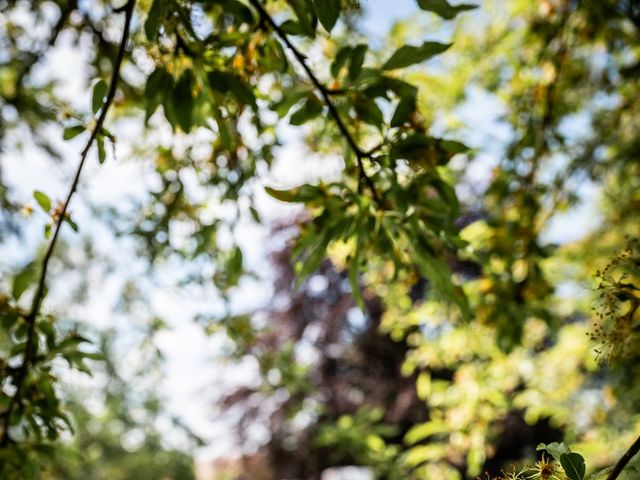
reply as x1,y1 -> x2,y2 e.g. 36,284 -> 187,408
247,0 -> 380,203
0,0 -> 136,448
607,435 -> 640,480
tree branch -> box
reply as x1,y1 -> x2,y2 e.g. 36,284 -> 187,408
247,0 -> 380,203
0,0 -> 136,448
607,434 -> 640,480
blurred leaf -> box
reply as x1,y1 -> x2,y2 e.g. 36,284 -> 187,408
354,96 -> 384,128
331,45 -> 352,77
349,44 -> 367,81
64,215 -> 79,232
314,0 -> 340,32
12,266 -> 35,301
348,223 -> 365,310
249,206 -> 261,223
290,94 -> 323,125
416,371 -> 431,400
537,442 -> 571,461
96,136 -> 106,164
416,0 -> 477,19
33,191 -> 51,212
172,70 -> 195,132
145,0 -> 164,40
144,68 -> 173,122
63,125 -> 85,140
439,139 -> 470,154
404,420 -> 448,445
265,184 -> 324,203
391,95 -> 417,127
382,42 -> 451,70
91,80 -> 108,114
287,0 -> 317,36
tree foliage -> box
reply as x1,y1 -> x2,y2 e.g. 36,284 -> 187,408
0,0 -> 639,479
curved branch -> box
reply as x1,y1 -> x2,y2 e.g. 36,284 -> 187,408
0,0 -> 136,448
248,0 -> 380,203
607,435 -> 640,480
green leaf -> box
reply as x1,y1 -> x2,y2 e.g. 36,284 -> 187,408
348,228 -> 365,310
537,442 -> 571,461
249,206 -> 261,223
172,69 -> 195,132
415,372 -> 431,400
91,80 -> 108,114
273,88 -> 310,118
390,133 -> 431,160
560,453 -> 586,480
348,44 -> 367,81
222,0 -> 254,24
331,46 -> 352,77
64,215 -> 79,232
144,68 -> 173,122
287,0 -> 317,36
96,135 -> 106,164
314,0 -> 340,32
261,38 -> 288,73
12,266 -> 35,301
354,97 -> 384,129
382,42 -> 451,71
265,184 -> 324,203
390,95 -> 417,127
410,233 -> 471,319
227,246 -> 243,284
210,71 -> 257,109
145,0 -> 164,41
214,109 -> 233,149
280,19 -> 305,36
404,420 -> 448,445
416,0 -> 477,19
228,76 -> 257,109
207,71 -> 231,94
33,191 -> 51,212
57,335 -> 91,352
439,139 -> 470,154
63,125 -> 85,140
289,94 -> 323,125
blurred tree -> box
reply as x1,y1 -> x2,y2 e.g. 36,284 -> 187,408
214,236 -> 566,479
0,0 -> 638,479
40,334 -> 197,480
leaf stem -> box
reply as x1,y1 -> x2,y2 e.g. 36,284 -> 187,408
0,0 -> 136,449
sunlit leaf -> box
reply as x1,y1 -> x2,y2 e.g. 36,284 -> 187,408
63,125 -> 85,140
265,184 -> 324,203
12,266 -> 35,301
91,80 -> 108,114
33,191 -> 51,212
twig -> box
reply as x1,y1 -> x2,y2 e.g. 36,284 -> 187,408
0,0 -> 136,448
607,435 -> 640,480
247,0 -> 380,203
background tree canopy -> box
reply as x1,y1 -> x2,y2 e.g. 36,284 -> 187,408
0,0 -> 639,479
